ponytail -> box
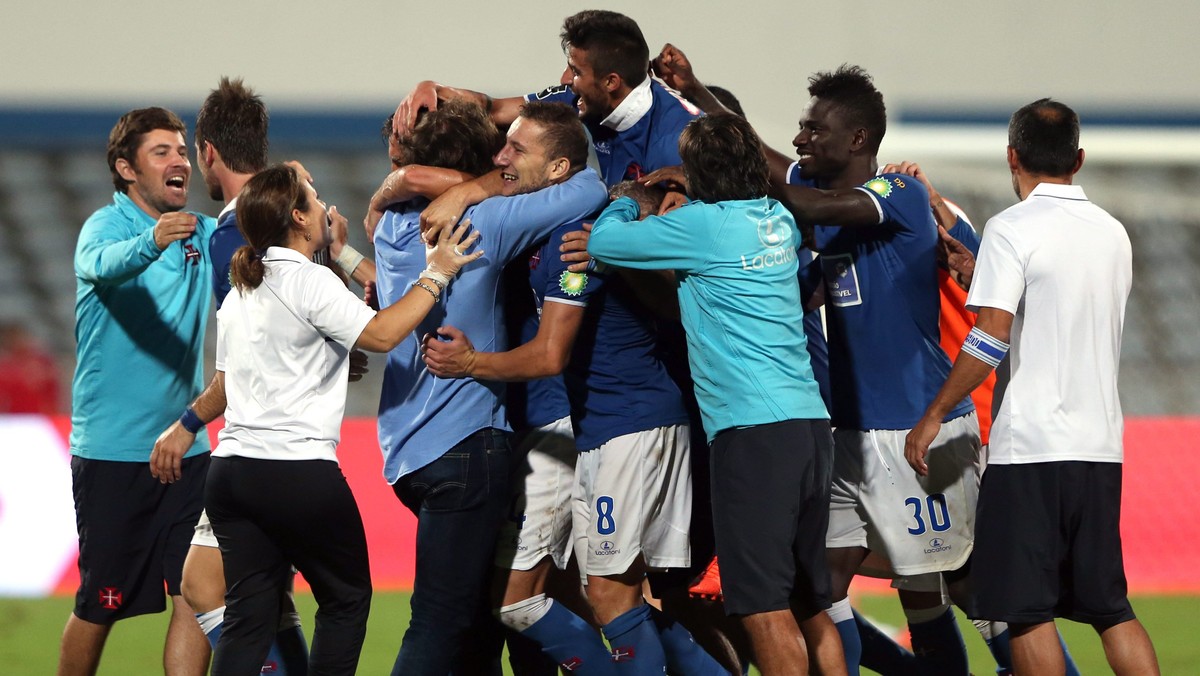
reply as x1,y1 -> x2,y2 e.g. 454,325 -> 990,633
229,245 -> 265,292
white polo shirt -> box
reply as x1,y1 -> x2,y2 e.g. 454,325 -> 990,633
967,183 -> 1131,465
215,246 -> 376,462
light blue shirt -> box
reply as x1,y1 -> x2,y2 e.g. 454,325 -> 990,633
589,196 -> 828,440
374,168 -> 607,482
71,192 -> 215,461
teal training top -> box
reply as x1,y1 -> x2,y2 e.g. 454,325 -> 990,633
589,196 -> 828,441
70,192 -> 215,461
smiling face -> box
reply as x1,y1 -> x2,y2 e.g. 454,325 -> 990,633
560,45 -> 611,123
118,129 -> 191,218
493,117 -> 557,197
791,97 -> 859,183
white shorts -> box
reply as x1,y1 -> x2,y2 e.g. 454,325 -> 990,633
494,416 -> 578,571
827,412 -> 981,576
191,509 -> 218,548
572,424 -> 692,578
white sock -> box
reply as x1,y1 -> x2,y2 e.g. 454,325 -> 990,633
497,593 -> 554,632
826,597 -> 855,624
196,606 -> 225,635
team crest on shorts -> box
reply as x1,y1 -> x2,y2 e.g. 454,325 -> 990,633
864,177 -> 893,198
559,271 -> 588,296
98,587 -> 123,610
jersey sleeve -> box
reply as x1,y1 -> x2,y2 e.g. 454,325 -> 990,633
525,84 -> 576,105
946,213 -> 982,257
468,167 -> 608,265
588,196 -> 714,272
74,210 -> 163,285
965,216 -> 1025,315
299,265 -> 378,349
542,222 -> 603,308
855,173 -> 933,234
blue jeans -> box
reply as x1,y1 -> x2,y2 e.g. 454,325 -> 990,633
391,428 -> 511,675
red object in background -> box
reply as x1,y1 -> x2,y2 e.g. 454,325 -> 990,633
40,416 -> 1200,595
0,327 -> 60,414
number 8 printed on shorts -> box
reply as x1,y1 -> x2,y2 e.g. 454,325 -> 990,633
596,496 -> 616,535
905,493 -> 951,535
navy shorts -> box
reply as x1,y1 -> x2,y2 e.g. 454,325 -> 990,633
710,419 -> 834,617
71,453 -> 208,624
970,461 -> 1135,628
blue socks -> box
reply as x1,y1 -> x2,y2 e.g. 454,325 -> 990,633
602,603 -> 667,674
907,606 -> 969,676
827,598 -> 862,676
196,606 -> 308,675
648,606 -> 726,675
272,622 -> 309,675
504,594 -> 616,674
854,609 -> 919,676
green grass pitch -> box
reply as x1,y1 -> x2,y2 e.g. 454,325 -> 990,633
2,592 -> 1194,674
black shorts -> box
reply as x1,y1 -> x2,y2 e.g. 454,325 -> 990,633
71,453 -> 209,624
970,461 -> 1135,627
710,418 -> 833,616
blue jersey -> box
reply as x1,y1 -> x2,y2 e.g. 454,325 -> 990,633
527,78 -> 700,186
589,196 -> 828,440
502,255 -> 570,431
374,168 -> 607,482
71,192 -> 215,461
810,174 -> 974,429
528,220 -> 689,451
209,207 -> 245,308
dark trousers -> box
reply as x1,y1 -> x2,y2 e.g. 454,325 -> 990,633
207,456 -> 372,676
391,428 -> 511,675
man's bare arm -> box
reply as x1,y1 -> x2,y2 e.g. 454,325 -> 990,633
150,371 -> 227,484
904,307 -> 1014,475
422,301 -> 585,380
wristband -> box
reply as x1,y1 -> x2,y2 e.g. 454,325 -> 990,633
412,280 -> 441,302
961,326 -> 1009,368
335,244 -> 365,275
179,407 -> 205,435
420,268 -> 452,288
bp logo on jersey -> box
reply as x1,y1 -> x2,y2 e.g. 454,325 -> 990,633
864,177 -> 893,199
559,271 -> 589,297
757,216 -> 788,249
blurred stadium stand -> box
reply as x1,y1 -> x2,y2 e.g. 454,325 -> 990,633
0,108 -> 1196,416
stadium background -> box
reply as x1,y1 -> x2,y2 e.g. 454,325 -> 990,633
1,0 -> 1198,671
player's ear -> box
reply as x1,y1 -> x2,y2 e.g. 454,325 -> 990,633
547,157 -> 570,181
603,72 -> 622,94
850,127 -> 868,153
1006,146 -> 1020,173
115,157 -> 137,183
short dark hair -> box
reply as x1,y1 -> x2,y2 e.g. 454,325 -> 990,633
560,10 -> 649,87
106,107 -> 187,193
195,77 -> 269,175
397,100 -> 502,176
679,113 -> 769,202
381,114 -> 395,143
518,101 -> 589,176
807,65 -> 887,154
1009,98 -> 1080,176
231,164 -> 309,291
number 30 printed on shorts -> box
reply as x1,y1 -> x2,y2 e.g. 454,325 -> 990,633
905,493 -> 951,535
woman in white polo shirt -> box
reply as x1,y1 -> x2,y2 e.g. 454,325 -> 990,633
204,164 -> 480,676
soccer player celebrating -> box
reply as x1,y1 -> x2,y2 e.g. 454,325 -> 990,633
589,113 -> 840,676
